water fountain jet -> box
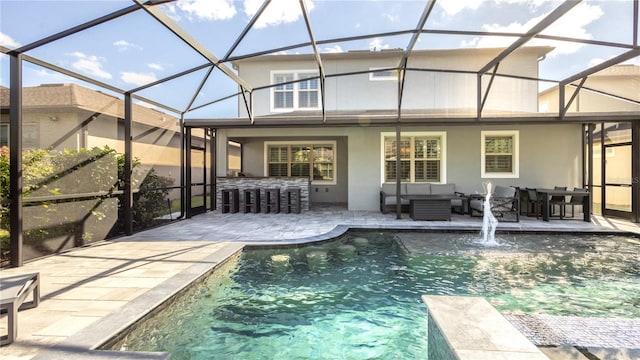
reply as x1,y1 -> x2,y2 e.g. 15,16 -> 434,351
479,182 -> 499,246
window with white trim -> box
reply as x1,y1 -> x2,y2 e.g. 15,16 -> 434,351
266,141 -> 335,184
271,71 -> 320,111
0,124 -> 8,147
369,67 -> 398,81
481,130 -> 519,178
382,132 -> 446,183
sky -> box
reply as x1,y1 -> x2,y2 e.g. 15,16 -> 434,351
0,0 -> 638,117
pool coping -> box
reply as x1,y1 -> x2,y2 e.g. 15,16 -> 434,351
31,242 -> 246,360
423,295 -> 550,359
29,224 -> 639,359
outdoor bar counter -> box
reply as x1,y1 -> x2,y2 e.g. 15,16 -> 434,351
216,176 -> 310,212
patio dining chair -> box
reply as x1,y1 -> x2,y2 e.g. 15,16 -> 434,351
562,188 -> 589,219
549,186 -> 567,218
524,188 -> 541,218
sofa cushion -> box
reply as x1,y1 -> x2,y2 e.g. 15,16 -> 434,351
384,196 -> 410,206
431,184 -> 455,195
406,183 -> 431,195
381,183 -> 409,195
381,183 -> 396,195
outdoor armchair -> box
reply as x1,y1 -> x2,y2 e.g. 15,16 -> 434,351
469,185 -> 520,222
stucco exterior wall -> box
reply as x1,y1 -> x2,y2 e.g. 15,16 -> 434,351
236,48 -> 547,117
225,124 -> 582,211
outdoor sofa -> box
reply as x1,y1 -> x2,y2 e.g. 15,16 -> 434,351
379,183 -> 464,214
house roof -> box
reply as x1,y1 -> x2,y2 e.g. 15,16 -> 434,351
0,83 -> 179,129
232,46 -> 555,66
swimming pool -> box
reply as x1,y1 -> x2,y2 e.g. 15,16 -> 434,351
106,231 -> 640,359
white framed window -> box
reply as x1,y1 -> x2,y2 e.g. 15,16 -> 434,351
381,132 -> 446,184
23,124 -> 39,149
0,124 -> 39,148
0,124 -> 8,147
481,130 -> 519,178
271,70 -> 320,112
369,67 -> 398,81
265,141 -> 336,185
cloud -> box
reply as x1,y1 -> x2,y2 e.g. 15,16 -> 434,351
0,32 -> 20,48
148,63 -> 164,71
121,72 -> 158,86
369,38 -> 390,51
323,45 -> 343,53
439,0 -> 547,16
162,3 -> 182,21
588,57 -> 608,67
624,57 -> 640,66
384,13 -> 400,23
588,54 -> 640,67
244,0 -> 314,29
26,68 -> 76,86
438,0 -> 482,16
133,99 -> 159,109
460,3 -> 604,56
69,52 -> 112,80
113,40 -> 143,52
177,0 -> 236,21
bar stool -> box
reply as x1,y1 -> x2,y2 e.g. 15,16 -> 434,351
284,188 -> 301,214
221,189 -> 239,213
243,188 -> 261,213
264,188 -> 280,213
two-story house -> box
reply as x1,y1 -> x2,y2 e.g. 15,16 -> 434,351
202,46 -> 589,212
201,47 -> 596,210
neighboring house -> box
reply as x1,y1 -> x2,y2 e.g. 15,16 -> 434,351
0,83 -> 184,187
0,83 -> 243,204
539,64 -> 640,113
206,47 -> 588,211
539,65 -> 640,216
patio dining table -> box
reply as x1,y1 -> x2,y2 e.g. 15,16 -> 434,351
537,188 -> 590,222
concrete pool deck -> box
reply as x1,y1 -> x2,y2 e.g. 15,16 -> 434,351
1,208 -> 640,359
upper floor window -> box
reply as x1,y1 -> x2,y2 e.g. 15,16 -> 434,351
481,130 -> 519,178
381,132 -> 446,183
271,71 -> 320,112
369,67 -> 398,81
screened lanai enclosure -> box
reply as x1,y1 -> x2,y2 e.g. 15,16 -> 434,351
1,0 -> 639,267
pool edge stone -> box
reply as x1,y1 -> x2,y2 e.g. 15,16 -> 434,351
422,295 -> 550,360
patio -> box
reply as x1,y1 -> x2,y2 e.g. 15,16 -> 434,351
1,208 -> 640,359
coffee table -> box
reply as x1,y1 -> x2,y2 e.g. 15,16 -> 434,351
402,195 -> 453,221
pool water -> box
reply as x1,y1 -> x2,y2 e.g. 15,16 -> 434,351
110,232 -> 640,359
